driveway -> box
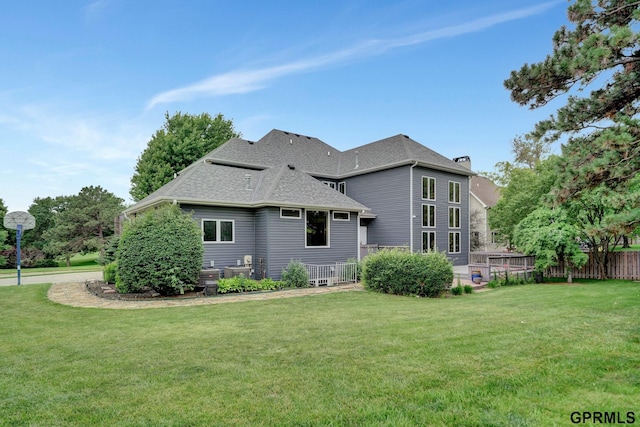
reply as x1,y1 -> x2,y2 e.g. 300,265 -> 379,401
0,270 -> 103,287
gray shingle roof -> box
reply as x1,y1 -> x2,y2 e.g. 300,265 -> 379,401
126,129 -> 473,214
470,176 -> 501,207
206,130 -> 474,178
126,161 -> 368,214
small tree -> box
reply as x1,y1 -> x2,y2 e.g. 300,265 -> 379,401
513,207 -> 588,283
117,204 -> 203,295
281,260 -> 309,288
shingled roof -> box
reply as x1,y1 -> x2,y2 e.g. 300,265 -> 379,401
205,129 -> 474,178
126,129 -> 473,214
470,175 -> 501,208
126,160 -> 368,214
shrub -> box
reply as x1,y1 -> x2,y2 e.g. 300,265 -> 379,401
116,205 -> 203,295
361,249 -> 453,298
103,262 -> 118,284
487,280 -> 499,289
217,275 -> 283,294
451,285 -> 463,296
463,285 -> 474,294
281,260 -> 309,288
0,246 -> 57,268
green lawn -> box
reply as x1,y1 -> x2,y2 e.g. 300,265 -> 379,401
1,281 -> 638,426
0,252 -> 101,278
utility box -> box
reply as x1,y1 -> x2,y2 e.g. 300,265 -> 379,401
199,269 -> 220,296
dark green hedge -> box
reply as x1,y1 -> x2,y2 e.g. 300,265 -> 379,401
361,249 -> 453,298
116,205 -> 203,295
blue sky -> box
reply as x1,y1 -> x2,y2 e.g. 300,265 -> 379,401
1,0 -> 568,212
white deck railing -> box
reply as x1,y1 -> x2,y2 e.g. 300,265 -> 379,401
304,262 -> 358,287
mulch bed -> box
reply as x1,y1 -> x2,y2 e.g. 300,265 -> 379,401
85,280 -> 208,300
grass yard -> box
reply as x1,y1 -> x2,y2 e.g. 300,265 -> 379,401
0,253 -> 101,278
1,281 -> 638,426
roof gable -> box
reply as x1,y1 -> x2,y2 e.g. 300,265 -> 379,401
470,176 -> 501,207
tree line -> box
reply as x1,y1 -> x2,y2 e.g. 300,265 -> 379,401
488,0 -> 640,280
0,112 -> 238,268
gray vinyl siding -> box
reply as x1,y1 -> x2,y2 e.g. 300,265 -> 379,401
343,166 -> 411,246
263,208 -> 359,280
412,168 -> 470,265
254,208 -> 269,280
182,205 -> 256,274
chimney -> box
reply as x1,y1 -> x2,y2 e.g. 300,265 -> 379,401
453,155 -> 471,169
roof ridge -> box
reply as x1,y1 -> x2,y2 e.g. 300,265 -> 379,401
400,134 -> 414,160
261,164 -> 288,201
251,170 -> 265,203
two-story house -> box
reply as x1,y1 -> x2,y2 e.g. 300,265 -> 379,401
124,129 -> 474,279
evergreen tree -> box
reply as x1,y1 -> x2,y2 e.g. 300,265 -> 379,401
44,187 -> 124,266
504,0 -> 640,201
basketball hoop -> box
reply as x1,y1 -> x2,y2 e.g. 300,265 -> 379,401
3,211 -> 37,285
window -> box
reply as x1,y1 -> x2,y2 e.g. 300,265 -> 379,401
449,207 -> 460,228
203,219 -> 234,243
422,204 -> 435,228
280,208 -> 301,219
449,181 -> 461,203
333,211 -> 350,221
422,231 -> 436,252
422,177 -> 436,200
306,210 -> 329,247
322,181 -> 336,190
338,181 -> 346,194
448,232 -> 461,253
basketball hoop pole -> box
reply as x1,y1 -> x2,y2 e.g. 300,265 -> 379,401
16,224 -> 22,285
3,211 -> 36,286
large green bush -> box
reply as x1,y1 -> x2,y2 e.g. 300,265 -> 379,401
116,205 -> 203,295
361,249 -> 453,298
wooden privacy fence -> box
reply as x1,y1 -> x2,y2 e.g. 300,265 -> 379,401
546,251 -> 640,280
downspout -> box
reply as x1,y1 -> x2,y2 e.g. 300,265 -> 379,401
357,211 -> 361,261
468,176 -> 472,260
409,161 -> 419,253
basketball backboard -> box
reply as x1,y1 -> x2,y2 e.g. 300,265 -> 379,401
3,211 -> 36,230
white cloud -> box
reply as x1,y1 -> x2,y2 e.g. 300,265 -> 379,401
147,1 -> 560,108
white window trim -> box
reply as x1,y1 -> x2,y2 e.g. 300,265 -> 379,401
449,206 -> 461,229
332,211 -> 350,221
448,231 -> 461,254
322,181 -> 336,189
338,181 -> 346,194
448,180 -> 461,204
422,231 -> 436,253
202,219 -> 235,244
422,176 -> 436,201
280,208 -> 301,219
422,204 -> 436,228
305,210 -> 330,248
